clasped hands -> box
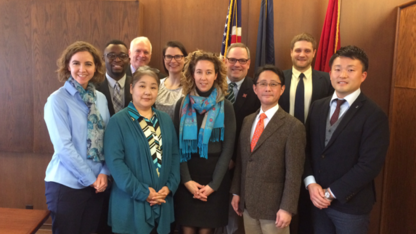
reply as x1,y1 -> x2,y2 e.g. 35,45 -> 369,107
307,183 -> 332,209
90,173 -> 108,193
146,186 -> 170,206
184,180 -> 214,202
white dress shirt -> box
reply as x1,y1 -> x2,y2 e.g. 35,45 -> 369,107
227,77 -> 246,98
250,103 -> 280,141
289,67 -> 313,123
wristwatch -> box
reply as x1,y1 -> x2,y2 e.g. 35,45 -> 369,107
324,189 -> 334,201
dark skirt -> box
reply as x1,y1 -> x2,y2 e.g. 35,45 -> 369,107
174,152 -> 230,228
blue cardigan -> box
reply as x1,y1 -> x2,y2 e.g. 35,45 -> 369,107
104,107 -> 180,234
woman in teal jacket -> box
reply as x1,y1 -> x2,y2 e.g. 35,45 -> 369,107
104,67 -> 180,234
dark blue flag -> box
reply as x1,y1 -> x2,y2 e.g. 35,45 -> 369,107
254,0 -> 275,72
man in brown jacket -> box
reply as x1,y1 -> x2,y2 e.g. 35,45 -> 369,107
231,64 -> 306,234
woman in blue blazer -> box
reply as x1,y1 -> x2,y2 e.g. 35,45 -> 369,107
104,67 -> 180,234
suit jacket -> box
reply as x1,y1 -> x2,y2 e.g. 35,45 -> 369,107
126,64 -> 167,80
95,75 -> 133,117
231,107 -> 306,220
231,77 -> 261,162
304,93 -> 390,215
279,69 -> 333,115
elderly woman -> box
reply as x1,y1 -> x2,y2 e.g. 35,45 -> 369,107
44,41 -> 110,234
155,41 -> 188,120
104,68 -> 180,234
174,50 -> 236,234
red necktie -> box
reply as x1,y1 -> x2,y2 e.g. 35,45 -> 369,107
251,113 -> 267,152
330,99 -> 346,125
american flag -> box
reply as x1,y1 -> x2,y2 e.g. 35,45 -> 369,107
220,0 -> 242,58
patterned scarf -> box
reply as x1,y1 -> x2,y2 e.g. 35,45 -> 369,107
179,85 -> 225,162
68,77 -> 105,162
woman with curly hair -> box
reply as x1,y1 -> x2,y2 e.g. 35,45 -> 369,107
173,50 -> 236,234
44,41 -> 110,234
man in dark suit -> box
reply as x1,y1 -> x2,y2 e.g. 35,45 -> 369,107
304,46 -> 389,234
231,65 -> 306,234
279,33 -> 333,124
279,33 -> 333,234
127,36 -> 166,79
96,40 -> 132,116
222,43 -> 260,234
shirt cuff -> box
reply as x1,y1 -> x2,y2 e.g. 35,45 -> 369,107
328,187 -> 336,199
304,175 -> 317,190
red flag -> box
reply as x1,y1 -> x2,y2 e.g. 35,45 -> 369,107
314,0 -> 341,72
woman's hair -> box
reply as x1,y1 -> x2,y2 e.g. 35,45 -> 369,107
162,41 -> 188,74
131,66 -> 161,87
182,50 -> 227,95
56,41 -> 105,84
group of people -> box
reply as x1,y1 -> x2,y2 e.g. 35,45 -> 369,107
43,33 -> 390,234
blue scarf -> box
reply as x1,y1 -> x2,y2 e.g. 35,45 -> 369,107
179,86 -> 225,162
68,77 -> 105,162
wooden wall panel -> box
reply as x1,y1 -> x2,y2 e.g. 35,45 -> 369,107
32,0 -> 142,153
0,0 -> 33,153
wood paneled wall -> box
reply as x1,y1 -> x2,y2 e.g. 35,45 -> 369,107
0,0 -> 411,233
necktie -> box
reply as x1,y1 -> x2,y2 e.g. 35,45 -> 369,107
330,99 -> 346,125
251,113 -> 267,152
226,82 -> 237,104
294,73 -> 305,123
113,82 -> 123,113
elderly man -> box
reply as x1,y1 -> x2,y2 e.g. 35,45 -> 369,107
127,36 -> 166,79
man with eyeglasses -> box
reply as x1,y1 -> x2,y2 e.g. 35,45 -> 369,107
221,43 -> 260,234
278,33 -> 334,234
96,39 -> 132,117
231,64 -> 305,234
127,36 -> 166,79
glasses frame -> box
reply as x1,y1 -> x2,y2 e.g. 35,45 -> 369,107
164,55 -> 185,62
105,53 -> 129,61
226,57 -> 249,65
256,81 -> 282,88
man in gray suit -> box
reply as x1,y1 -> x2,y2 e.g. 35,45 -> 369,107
231,65 -> 306,234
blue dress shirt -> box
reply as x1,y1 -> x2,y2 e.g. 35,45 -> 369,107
44,81 -> 111,189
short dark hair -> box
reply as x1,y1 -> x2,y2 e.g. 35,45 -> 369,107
162,41 -> 188,74
131,66 -> 160,88
329,45 -> 369,72
253,64 -> 285,86
104,39 -> 128,49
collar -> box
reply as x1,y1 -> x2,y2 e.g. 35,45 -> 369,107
227,77 -> 245,90
127,102 -> 157,121
259,102 -> 280,120
330,88 -> 361,106
130,64 -> 137,74
106,73 -> 127,88
292,66 -> 312,80
64,80 -> 78,96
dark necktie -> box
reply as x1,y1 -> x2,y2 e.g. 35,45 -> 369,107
294,73 -> 305,122
226,82 -> 237,104
330,99 -> 346,125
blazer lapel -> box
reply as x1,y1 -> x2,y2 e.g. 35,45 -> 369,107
252,108 -> 285,153
318,98 -> 331,149
241,110 -> 258,156
124,75 -> 132,106
98,78 -> 115,116
311,70 -> 323,102
234,77 -> 251,111
324,93 -> 366,150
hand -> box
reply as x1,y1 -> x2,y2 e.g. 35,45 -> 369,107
228,159 -> 235,170
275,209 -> 292,229
184,180 -> 204,199
157,186 -> 170,200
198,185 -> 214,202
307,183 -> 331,209
231,195 -> 242,216
91,174 -> 108,193
146,187 -> 166,206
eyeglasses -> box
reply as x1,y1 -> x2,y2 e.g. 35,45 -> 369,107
105,53 -> 129,61
256,81 -> 282,88
226,57 -> 249,65
164,55 -> 184,61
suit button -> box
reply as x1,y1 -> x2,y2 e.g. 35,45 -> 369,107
321,155 -> 325,159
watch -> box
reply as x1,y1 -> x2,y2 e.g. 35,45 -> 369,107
324,189 -> 334,201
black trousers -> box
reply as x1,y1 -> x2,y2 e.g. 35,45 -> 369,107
45,182 -> 104,234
